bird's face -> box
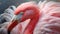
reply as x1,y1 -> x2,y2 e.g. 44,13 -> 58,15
16,9 -> 37,22
7,2 -> 40,33
14,2 -> 39,22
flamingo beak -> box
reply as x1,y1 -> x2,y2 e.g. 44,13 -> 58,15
7,12 -> 24,34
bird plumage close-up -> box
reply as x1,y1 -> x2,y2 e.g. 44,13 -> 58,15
0,0 -> 60,34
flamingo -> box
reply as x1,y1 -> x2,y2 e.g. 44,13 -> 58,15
7,1 -> 40,34
4,0 -> 60,34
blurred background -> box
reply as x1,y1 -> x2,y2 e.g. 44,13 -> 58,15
0,0 -> 44,14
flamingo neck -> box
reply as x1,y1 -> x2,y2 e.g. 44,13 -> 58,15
23,14 -> 40,34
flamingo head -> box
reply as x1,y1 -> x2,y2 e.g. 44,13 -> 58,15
7,2 -> 40,34
14,1 -> 40,22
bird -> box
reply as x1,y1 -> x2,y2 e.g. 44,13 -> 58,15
7,1 -> 40,34
6,0 -> 60,34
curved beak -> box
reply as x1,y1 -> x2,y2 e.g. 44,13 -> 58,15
7,12 -> 23,34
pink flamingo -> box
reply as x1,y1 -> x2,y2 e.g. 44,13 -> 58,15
7,0 -> 60,34
7,1 -> 40,34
